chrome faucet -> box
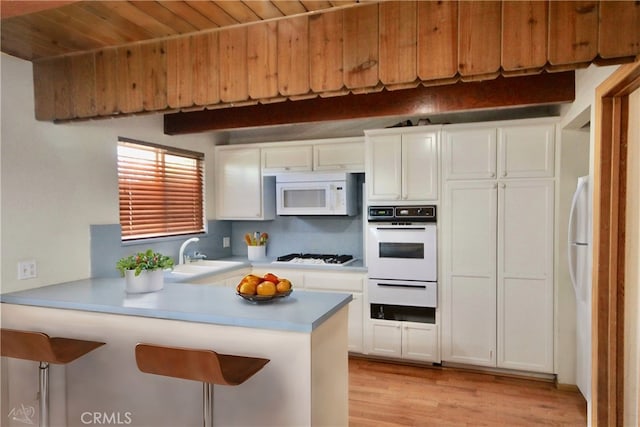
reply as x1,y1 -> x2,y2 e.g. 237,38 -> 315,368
178,237 -> 200,265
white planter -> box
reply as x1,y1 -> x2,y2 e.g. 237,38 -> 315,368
247,245 -> 267,261
124,269 -> 164,294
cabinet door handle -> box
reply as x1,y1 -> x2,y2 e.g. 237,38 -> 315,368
490,172 -> 495,178
501,183 -> 506,189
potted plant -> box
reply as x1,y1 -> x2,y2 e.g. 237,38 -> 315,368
116,249 -> 174,293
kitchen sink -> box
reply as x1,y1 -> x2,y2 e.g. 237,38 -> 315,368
170,260 -> 245,276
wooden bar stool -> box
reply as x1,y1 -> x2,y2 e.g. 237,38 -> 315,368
135,343 -> 269,427
1,328 -> 105,427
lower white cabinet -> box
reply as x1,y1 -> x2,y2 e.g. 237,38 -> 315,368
252,267 -> 366,354
366,320 -> 439,362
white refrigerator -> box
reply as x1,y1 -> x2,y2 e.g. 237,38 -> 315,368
568,175 -> 591,400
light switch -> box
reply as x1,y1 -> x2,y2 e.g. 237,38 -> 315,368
223,237 -> 231,248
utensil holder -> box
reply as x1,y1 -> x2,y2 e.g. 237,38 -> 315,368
247,245 -> 266,261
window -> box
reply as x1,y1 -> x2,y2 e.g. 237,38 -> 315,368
117,138 -> 204,240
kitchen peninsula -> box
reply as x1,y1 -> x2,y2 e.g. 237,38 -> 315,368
0,278 -> 351,426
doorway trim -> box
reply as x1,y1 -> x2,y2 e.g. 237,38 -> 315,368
592,57 -> 640,426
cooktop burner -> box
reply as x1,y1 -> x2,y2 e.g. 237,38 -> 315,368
275,253 -> 355,266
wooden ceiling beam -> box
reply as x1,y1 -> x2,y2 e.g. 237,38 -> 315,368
164,71 -> 575,135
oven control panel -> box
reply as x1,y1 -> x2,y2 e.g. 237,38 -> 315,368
368,205 -> 436,222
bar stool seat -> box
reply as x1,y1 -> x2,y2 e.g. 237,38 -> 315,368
1,328 -> 105,427
135,343 -> 269,426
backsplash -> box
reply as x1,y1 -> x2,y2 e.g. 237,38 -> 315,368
91,212 -> 364,278
231,214 -> 364,260
90,221 -> 232,277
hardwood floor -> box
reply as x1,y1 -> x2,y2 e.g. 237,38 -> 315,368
349,357 -> 587,426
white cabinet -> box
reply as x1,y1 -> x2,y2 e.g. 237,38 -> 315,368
441,181 -> 498,367
313,140 -> 364,171
365,128 -> 439,202
441,119 -> 556,373
304,271 -> 365,354
215,146 -> 275,220
262,137 -> 364,174
443,127 -> 497,180
262,145 -> 313,173
443,122 -> 555,180
252,267 -> 366,354
366,320 -> 439,362
497,180 -> 554,372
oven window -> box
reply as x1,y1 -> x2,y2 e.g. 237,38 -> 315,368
379,242 -> 424,259
283,189 -> 326,208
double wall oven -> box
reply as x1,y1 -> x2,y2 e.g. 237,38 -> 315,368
367,205 -> 437,323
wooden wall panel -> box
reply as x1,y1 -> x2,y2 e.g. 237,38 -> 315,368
219,26 -> 248,103
192,32 -> 220,106
53,56 -> 73,119
166,37 -> 193,108
343,3 -> 379,90
277,16 -> 309,96
116,45 -> 144,113
248,21 -> 278,99
70,52 -> 96,118
25,1 -> 640,122
549,1 -> 598,66
141,41 -> 167,111
502,1 -> 547,73
309,10 -> 344,93
417,0 -> 458,82
598,1 -> 640,59
458,1 -> 501,80
33,59 -> 56,121
95,47 -> 119,116
379,1 -> 417,87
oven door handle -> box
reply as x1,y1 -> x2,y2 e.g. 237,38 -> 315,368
375,227 -> 427,231
375,283 -> 427,289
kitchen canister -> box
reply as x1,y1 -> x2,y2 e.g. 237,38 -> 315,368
247,245 -> 267,261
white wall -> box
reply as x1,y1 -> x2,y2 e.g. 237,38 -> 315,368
0,53 -> 219,293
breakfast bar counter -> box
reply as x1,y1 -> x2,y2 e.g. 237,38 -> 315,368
1,279 -> 351,426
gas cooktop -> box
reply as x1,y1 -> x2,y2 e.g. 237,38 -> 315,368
274,253 -> 355,266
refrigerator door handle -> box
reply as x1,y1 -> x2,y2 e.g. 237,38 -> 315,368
567,177 -> 588,295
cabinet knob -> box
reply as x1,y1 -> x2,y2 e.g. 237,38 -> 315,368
500,183 -> 506,189
493,183 -> 498,189
502,171 -> 507,177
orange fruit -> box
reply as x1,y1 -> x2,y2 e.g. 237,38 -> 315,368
276,279 -> 292,293
239,282 -> 257,295
256,281 -> 276,296
263,273 -> 279,283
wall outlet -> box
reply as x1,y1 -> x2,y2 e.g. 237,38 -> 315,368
223,237 -> 231,248
17,259 -> 37,280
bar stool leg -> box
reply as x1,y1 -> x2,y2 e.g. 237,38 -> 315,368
39,362 -> 49,427
202,383 -> 214,427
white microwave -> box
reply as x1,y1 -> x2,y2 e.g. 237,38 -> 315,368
276,172 -> 357,216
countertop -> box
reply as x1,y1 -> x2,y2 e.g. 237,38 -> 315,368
0,278 -> 352,333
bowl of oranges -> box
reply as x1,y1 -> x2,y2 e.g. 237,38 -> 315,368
236,272 -> 293,303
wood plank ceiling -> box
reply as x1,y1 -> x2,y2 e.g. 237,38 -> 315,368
0,0 -> 638,128
0,0 -> 357,61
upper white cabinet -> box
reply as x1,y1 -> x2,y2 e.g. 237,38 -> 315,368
498,124 -> 555,179
443,122 -> 555,181
262,145 -> 313,173
365,128 -> 440,202
313,140 -> 365,171
262,137 -> 364,174
215,146 -> 275,220
443,127 -> 497,180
